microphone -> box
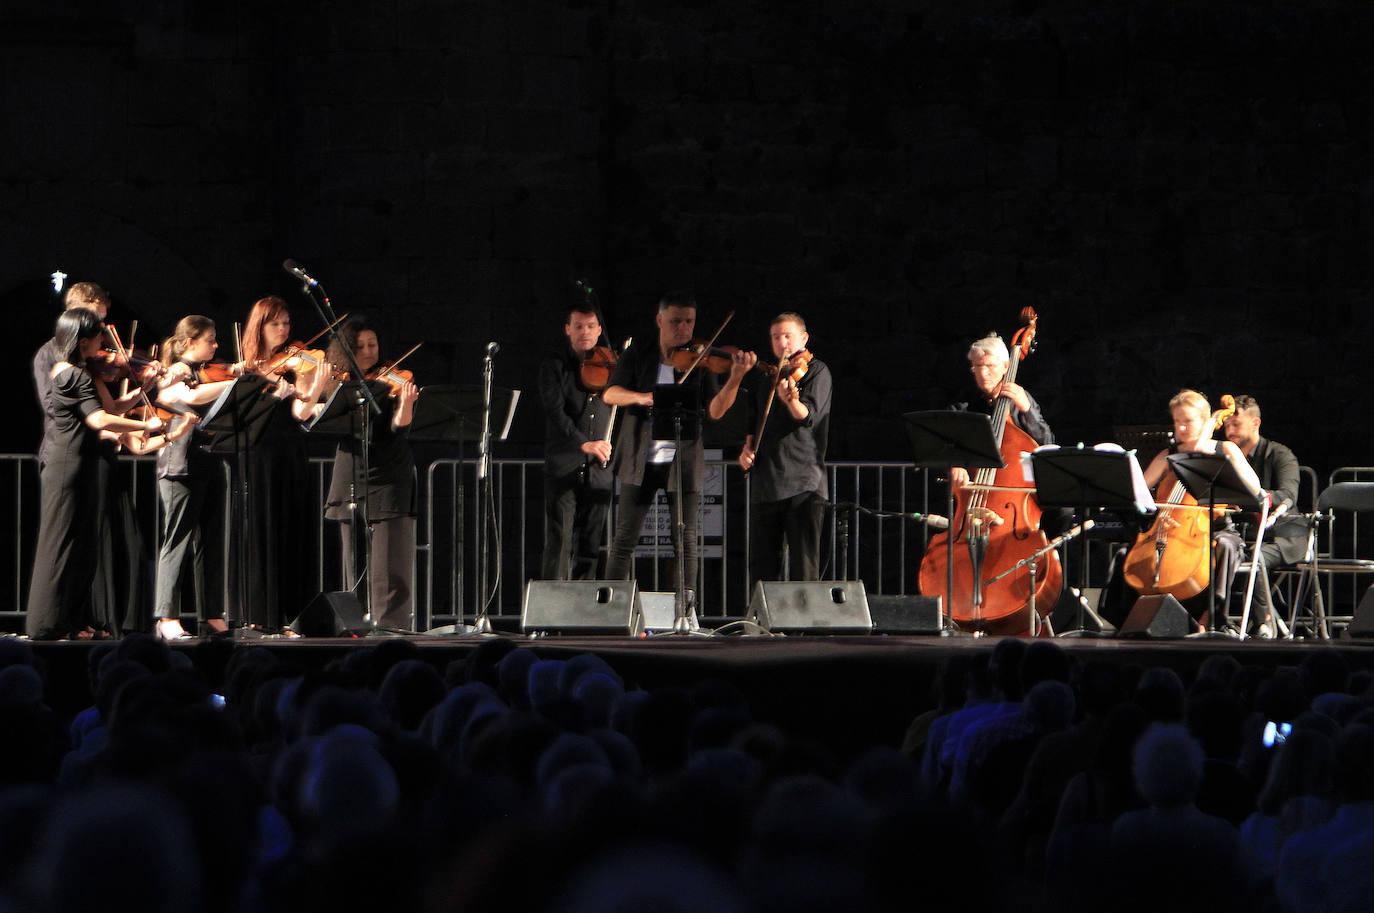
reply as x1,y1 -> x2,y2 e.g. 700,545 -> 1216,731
282,259 -> 318,287
905,511 -> 950,530
485,341 -> 500,356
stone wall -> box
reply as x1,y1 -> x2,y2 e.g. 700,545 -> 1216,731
3,0 -> 1371,477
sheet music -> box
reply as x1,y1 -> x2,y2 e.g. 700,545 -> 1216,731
1023,443 -> 1156,514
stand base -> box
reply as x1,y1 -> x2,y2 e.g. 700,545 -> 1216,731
1186,628 -> 1241,641
1056,628 -> 1114,639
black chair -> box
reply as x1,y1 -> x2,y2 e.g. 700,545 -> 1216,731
1288,482 -> 1374,639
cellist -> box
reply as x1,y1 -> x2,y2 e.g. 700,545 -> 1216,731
1133,389 -> 1263,628
948,333 -> 1054,490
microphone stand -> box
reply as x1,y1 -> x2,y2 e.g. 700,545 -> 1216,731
471,343 -> 498,635
286,265 -> 383,628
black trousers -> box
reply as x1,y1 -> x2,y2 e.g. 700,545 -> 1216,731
750,491 -> 825,586
155,472 -> 226,622
541,470 -> 611,580
606,463 -> 701,594
339,515 -> 416,631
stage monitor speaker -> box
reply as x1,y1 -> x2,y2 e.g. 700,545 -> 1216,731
747,581 -> 873,634
521,580 -> 641,635
636,591 -> 699,634
1347,585 -> 1374,637
290,591 -> 370,637
1117,594 -> 1192,639
866,593 -> 942,634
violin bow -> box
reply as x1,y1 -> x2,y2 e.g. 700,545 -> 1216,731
676,310 -> 734,384
744,351 -> 792,472
599,337 -> 632,468
374,341 -> 423,378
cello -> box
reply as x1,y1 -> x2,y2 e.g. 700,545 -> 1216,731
1121,395 -> 1237,601
917,308 -> 1062,635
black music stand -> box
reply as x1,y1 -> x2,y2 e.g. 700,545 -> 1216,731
409,384 -> 519,634
1031,446 -> 1155,637
652,382 -> 706,635
309,380 -> 391,629
1168,451 -> 1267,639
201,374 -> 277,634
902,410 -> 1004,634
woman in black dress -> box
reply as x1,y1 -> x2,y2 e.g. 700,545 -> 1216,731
26,309 -> 192,640
323,318 -> 420,631
151,315 -> 239,640
230,296 -> 328,631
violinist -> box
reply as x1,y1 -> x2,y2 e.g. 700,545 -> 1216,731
537,300 -> 615,580
1135,389 -> 1264,629
150,316 -> 238,640
232,296 -> 329,632
323,317 -> 419,631
26,309 -> 192,640
602,292 -> 753,608
737,312 -> 832,585
33,282 -> 110,471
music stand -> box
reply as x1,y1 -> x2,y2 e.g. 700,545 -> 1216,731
308,380 -> 392,630
902,411 -> 1004,634
652,383 -> 706,635
200,374 -> 277,633
1030,446 -> 1155,637
1168,451 -> 1268,639
409,384 -> 519,634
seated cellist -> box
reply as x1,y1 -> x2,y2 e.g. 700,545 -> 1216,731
1134,389 -> 1264,630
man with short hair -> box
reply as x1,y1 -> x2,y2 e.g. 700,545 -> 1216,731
33,282 -> 111,468
1223,395 -> 1303,637
538,301 -> 615,579
602,292 -> 754,608
737,312 -> 831,585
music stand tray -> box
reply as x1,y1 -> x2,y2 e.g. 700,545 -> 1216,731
309,380 -> 390,436
902,410 -> 1004,472
408,384 -> 518,443
651,383 -> 702,442
202,374 -> 277,452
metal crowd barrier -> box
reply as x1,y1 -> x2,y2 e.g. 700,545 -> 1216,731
0,454 -> 935,629
13,454 -> 1336,631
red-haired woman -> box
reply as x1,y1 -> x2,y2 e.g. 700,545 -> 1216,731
230,296 -> 329,632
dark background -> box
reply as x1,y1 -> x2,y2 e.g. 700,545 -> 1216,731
3,0 -> 1369,476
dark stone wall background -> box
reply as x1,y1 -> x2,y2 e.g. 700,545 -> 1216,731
4,0 -> 1371,478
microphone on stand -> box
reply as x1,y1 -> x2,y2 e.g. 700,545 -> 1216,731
904,511 -> 951,530
281,259 -> 319,287
485,341 -> 500,358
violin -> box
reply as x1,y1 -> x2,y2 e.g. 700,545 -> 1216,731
196,362 -> 237,384
579,345 -> 618,392
668,342 -> 745,375
758,348 -> 813,383
366,365 -> 415,396
260,342 -> 329,378
1121,395 -> 1238,601
86,348 -> 163,385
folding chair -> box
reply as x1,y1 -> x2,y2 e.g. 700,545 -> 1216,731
1287,482 -> 1374,639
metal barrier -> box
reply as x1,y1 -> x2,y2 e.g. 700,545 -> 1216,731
15,452 -> 1334,631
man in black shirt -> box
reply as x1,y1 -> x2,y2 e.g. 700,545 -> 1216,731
537,302 -> 615,579
1223,395 -> 1303,637
738,312 -> 831,585
602,292 -> 753,605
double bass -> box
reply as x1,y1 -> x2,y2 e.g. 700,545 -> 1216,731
918,308 -> 1062,635
1121,395 -> 1237,601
